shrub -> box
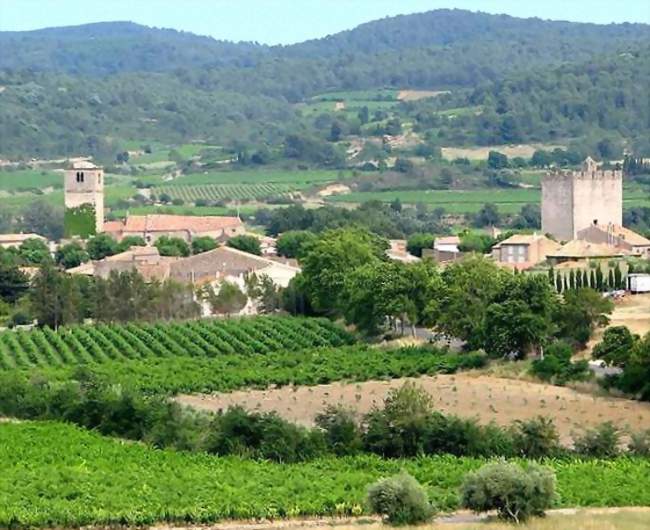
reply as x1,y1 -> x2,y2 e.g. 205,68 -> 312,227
315,405 -> 363,456
628,429 -> 650,456
530,340 -> 590,385
573,422 -> 620,457
512,416 -> 561,458
366,471 -> 433,525
364,382 -> 433,457
460,461 -> 557,523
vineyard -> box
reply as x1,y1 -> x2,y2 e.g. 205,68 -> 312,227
3,421 -> 650,527
0,317 -> 354,371
41,346 -> 486,394
154,183 -> 299,202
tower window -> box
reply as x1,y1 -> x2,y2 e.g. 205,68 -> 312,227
80,172 -> 84,183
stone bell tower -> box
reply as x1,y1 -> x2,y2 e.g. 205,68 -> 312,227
64,161 -> 104,237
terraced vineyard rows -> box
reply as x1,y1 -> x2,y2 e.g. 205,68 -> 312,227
155,183 -> 298,201
0,317 -> 354,370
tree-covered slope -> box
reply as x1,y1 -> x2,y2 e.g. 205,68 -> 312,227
0,21 -> 266,74
406,48 -> 650,152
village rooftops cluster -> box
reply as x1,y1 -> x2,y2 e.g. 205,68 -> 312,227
103,214 -> 245,243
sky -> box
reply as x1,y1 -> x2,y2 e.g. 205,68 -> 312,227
0,0 -> 649,44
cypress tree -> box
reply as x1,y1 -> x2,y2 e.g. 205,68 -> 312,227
575,268 -> 583,289
548,267 -> 555,286
614,263 -> 623,289
590,269 -> 597,289
596,266 -> 604,291
608,269 -> 615,291
569,269 -> 576,290
582,270 -> 589,289
555,272 -> 563,293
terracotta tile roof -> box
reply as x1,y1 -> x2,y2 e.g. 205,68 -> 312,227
549,240 -> 626,259
102,221 -> 124,233
123,214 -> 242,233
595,224 -> 650,246
0,233 -> 46,243
435,236 -> 461,245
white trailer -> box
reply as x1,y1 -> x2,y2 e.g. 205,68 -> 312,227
628,273 -> 650,293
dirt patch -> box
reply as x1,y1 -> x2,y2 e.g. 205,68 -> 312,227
178,373 -> 650,445
441,144 -> 564,161
580,293 -> 650,358
318,184 -> 351,197
397,90 -> 450,101
153,508 -> 650,530
334,102 -> 346,111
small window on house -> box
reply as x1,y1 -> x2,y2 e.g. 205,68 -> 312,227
80,172 -> 85,183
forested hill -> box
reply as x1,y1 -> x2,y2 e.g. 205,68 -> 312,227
281,9 -> 650,60
3,10 -> 650,82
0,21 -> 266,74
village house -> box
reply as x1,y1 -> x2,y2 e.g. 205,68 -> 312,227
577,223 -> 650,258
0,233 -> 47,249
545,239 -> 626,266
491,233 -> 562,270
103,214 -> 245,243
68,245 -> 300,316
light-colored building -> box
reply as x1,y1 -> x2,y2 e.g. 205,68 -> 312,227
546,239 -> 626,265
434,236 -> 460,253
491,233 -> 562,270
542,157 -> 622,241
64,161 -> 105,235
0,233 -> 47,249
103,214 -> 245,243
577,223 -> 650,258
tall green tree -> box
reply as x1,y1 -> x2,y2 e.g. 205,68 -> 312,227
29,264 -> 83,328
300,228 -> 388,314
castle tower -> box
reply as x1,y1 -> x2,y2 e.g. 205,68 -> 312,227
541,157 -> 622,242
64,161 -> 104,238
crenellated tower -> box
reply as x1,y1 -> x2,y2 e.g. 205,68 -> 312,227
541,157 -> 622,242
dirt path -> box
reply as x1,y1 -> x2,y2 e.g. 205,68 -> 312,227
178,373 -> 650,444
153,508 -> 650,530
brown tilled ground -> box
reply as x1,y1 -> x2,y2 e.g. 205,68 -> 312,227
154,508 -> 650,530
580,293 -> 650,358
397,90 -> 450,101
178,373 -> 650,445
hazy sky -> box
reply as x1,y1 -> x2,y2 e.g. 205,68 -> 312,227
1,0 -> 649,44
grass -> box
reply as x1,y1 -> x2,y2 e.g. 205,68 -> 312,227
0,169 -> 61,191
327,188 -> 650,214
311,89 -> 398,101
2,421 -> 649,527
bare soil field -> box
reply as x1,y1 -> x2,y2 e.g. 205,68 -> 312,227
154,508 -> 650,530
178,373 -> 650,444
581,293 -> 650,358
397,90 -> 450,101
441,144 -> 564,161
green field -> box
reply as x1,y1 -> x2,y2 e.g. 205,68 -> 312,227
312,89 -> 398,101
327,188 -> 650,214
0,169 -> 62,191
155,182 -> 297,202
2,421 -> 649,527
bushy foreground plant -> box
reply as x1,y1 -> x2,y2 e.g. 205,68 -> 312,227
460,461 -> 557,523
366,471 -> 433,525
530,340 -> 590,385
573,422 -> 621,457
